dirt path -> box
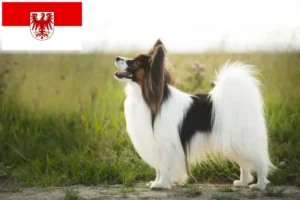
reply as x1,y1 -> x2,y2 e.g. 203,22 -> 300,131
1,184 -> 300,200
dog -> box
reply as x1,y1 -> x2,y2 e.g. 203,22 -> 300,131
114,39 -> 275,190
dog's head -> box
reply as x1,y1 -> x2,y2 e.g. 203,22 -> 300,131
114,39 -> 172,113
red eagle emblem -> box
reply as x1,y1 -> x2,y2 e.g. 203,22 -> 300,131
30,12 -> 54,41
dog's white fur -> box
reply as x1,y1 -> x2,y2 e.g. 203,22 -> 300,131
115,58 -> 275,190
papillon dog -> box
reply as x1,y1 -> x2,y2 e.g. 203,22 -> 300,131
114,39 -> 275,190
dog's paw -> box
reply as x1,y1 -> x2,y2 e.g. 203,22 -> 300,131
150,182 -> 169,190
250,183 -> 266,191
233,180 -> 249,188
147,181 -> 155,187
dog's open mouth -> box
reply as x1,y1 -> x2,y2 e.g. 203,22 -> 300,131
114,71 -> 133,79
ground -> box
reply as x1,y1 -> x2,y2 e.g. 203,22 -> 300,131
1,184 -> 300,200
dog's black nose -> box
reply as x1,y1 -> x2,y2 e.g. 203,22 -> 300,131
116,56 -> 121,62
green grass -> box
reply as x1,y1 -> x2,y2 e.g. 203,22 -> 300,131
212,194 -> 238,200
175,185 -> 203,198
64,188 -> 80,200
0,52 -> 299,187
217,185 -> 234,193
263,186 -> 286,197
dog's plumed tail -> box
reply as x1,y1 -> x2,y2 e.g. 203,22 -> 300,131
209,61 -> 276,173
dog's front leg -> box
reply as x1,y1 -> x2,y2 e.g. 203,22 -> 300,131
150,144 -> 174,190
147,169 -> 160,187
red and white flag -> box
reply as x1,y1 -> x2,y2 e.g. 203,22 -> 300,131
1,1 -> 82,51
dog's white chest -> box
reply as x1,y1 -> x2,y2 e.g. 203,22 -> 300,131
124,84 -> 159,168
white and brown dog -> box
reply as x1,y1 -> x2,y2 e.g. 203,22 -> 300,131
114,39 -> 275,190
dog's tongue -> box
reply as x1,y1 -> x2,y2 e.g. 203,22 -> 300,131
114,71 -> 122,78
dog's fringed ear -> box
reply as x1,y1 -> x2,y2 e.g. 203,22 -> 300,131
144,44 -> 166,114
148,39 -> 166,55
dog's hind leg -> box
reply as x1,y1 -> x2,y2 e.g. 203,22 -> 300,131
249,160 -> 269,190
233,167 -> 254,187
232,150 -> 271,190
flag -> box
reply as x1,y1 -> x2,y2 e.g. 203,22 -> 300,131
1,1 -> 82,51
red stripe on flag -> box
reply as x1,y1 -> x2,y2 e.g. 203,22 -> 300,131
2,2 -> 82,26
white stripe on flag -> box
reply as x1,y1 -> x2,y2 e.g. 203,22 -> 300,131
2,27 -> 82,50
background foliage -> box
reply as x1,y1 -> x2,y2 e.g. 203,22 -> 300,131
0,52 -> 299,187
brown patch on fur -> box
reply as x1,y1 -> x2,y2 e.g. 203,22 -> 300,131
135,68 -> 145,86
143,44 -> 166,115
119,39 -> 173,115
163,58 -> 174,85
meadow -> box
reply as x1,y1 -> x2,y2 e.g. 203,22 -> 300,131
0,52 -> 299,188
